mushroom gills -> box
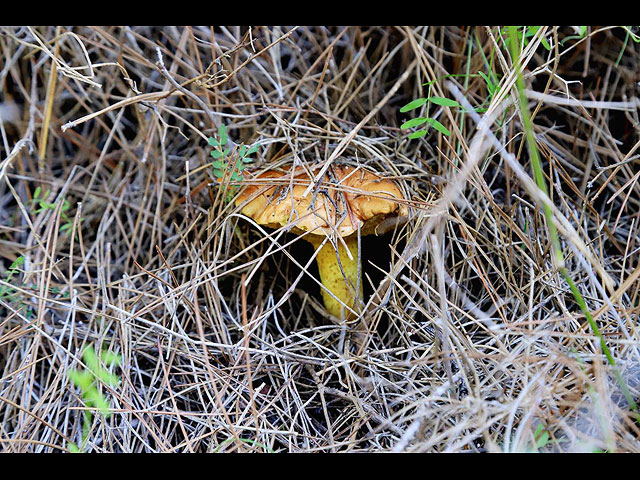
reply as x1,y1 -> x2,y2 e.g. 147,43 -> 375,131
308,234 -> 363,320
235,164 -> 409,322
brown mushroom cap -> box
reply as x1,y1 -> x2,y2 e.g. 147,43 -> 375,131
236,164 -> 408,237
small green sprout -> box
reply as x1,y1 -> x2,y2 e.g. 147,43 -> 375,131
615,26 -> 640,66
212,436 -> 276,453
560,26 -> 588,45
68,346 -> 121,452
207,124 -> 259,200
502,26 -> 552,51
0,255 -> 34,318
477,70 -> 501,107
0,254 -> 70,320
400,94 -> 460,139
31,187 -> 75,233
533,423 -> 550,450
0,255 -> 24,304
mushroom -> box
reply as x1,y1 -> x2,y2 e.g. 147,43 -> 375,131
236,164 -> 408,320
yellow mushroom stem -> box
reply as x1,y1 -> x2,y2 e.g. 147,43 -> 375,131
308,234 -> 363,320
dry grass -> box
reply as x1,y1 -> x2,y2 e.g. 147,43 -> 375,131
1,26 -> 640,452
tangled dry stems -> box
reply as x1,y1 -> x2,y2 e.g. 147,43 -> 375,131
1,26 -> 640,452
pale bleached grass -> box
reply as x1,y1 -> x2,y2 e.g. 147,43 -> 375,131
1,26 -> 640,452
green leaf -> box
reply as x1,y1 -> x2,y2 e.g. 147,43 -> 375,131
540,36 -> 551,50
211,150 -> 223,159
408,130 -> 428,139
82,347 -> 98,371
534,424 -> 550,449
246,144 -> 259,156
100,351 -> 122,366
10,256 -> 25,270
399,98 -> 428,113
211,160 -> 226,169
213,169 -> 224,178
83,386 -> 111,416
207,137 -> 219,147
400,117 -> 428,129
238,145 -> 247,158
479,70 -> 500,97
33,187 -> 41,200
95,369 -> 121,387
218,124 -> 228,146
428,96 -> 461,108
426,117 -> 451,136
69,370 -> 93,391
